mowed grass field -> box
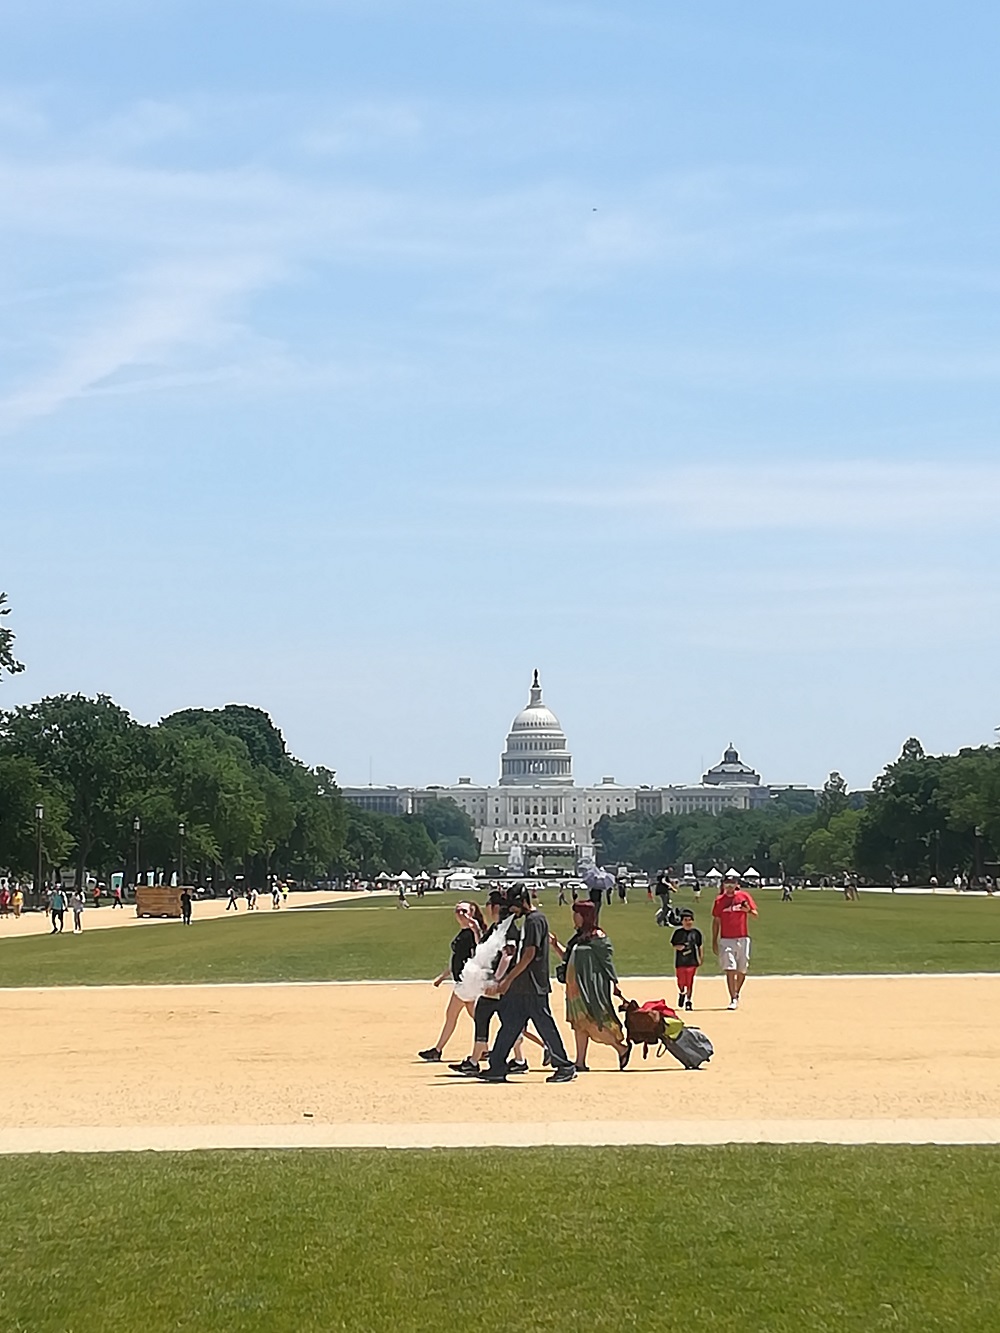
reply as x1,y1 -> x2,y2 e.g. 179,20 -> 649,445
2,1146 -> 999,1332
1,888 -> 998,986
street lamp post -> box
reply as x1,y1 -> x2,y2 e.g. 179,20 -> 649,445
133,816 -> 141,892
34,803 -> 44,910
178,821 -> 186,887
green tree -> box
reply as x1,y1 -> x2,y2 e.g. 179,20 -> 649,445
132,727 -> 268,883
0,755 -> 73,875
770,789 -> 818,817
855,741 -> 967,882
414,798 -> 480,864
936,746 -> 1000,873
273,766 -> 347,880
817,771 -> 849,827
162,705 -> 293,775
0,694 -> 140,885
801,809 -> 862,875
0,593 -> 24,679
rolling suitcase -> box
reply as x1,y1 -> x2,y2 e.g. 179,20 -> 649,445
662,1026 -> 713,1069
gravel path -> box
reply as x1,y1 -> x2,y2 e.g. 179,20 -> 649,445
3,974 -> 999,1152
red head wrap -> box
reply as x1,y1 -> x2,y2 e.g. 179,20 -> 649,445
573,900 -> 598,935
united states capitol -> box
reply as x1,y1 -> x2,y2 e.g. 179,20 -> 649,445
342,671 -> 807,861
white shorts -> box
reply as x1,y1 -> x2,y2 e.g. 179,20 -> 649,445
719,936 -> 750,973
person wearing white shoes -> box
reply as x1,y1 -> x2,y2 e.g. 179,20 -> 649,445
712,876 -> 757,1010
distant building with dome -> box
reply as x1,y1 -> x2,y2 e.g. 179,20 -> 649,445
702,745 -> 761,787
500,670 -> 573,785
342,672 -> 795,861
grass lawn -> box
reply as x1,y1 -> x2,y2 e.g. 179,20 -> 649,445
1,889 -> 999,987
1,1146 -> 998,1332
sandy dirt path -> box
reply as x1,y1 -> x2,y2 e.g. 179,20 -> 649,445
0,889 -> 386,939
2,974 -> 999,1149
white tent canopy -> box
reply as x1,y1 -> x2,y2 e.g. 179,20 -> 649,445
742,866 -> 761,879
397,870 -> 413,881
416,871 -> 431,881
725,868 -> 741,879
376,871 -> 393,881
705,867 -> 723,880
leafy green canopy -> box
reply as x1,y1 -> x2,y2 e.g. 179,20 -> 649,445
0,592 -> 24,679
0,696 -> 461,885
598,739 -> 1000,883
855,737 -> 1000,881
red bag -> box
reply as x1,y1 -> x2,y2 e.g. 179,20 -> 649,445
621,999 -> 679,1058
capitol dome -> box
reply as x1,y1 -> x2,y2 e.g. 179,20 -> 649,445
499,670 -> 573,786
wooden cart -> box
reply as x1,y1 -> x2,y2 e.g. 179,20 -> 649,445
135,886 -> 184,918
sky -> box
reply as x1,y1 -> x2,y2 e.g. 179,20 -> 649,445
2,0 -> 1000,792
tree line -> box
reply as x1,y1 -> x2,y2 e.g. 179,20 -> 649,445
597,741 -> 1000,884
0,694 -> 478,888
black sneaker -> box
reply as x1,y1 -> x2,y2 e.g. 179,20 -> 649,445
546,1065 -> 577,1083
507,1059 -> 529,1074
417,1047 -> 441,1062
677,994 -> 685,1008
448,1058 -> 479,1074
684,999 -> 693,1011
476,1069 -> 508,1083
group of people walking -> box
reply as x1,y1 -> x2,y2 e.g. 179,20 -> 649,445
226,882 -> 289,911
0,884 -> 24,918
418,883 -> 634,1082
418,871 -> 760,1078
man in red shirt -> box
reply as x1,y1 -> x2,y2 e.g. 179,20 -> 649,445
711,876 -> 758,1010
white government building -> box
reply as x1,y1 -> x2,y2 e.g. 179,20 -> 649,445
343,671 -> 791,860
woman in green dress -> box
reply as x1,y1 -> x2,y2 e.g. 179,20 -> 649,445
552,900 -> 631,1071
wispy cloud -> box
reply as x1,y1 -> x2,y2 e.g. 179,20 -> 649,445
0,99 -> 879,432
0,254 -> 277,430
497,461 -> 1000,530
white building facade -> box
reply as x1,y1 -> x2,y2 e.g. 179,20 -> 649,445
343,672 -> 796,860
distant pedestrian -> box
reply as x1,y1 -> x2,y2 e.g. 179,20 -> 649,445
397,879 -> 410,909
112,884 -> 124,909
557,882 -> 567,906
12,886 -> 23,918
655,869 -> 672,925
271,882 -> 281,909
92,884 -> 101,908
49,886 -> 66,933
281,880 -> 289,905
226,886 -> 239,911
711,877 -> 758,1011
69,889 -> 85,933
181,888 -> 193,925
671,908 -> 703,1011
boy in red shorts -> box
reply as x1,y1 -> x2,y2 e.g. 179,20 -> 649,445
670,908 -> 703,1011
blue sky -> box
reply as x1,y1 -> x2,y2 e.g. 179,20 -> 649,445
3,1 -> 999,791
